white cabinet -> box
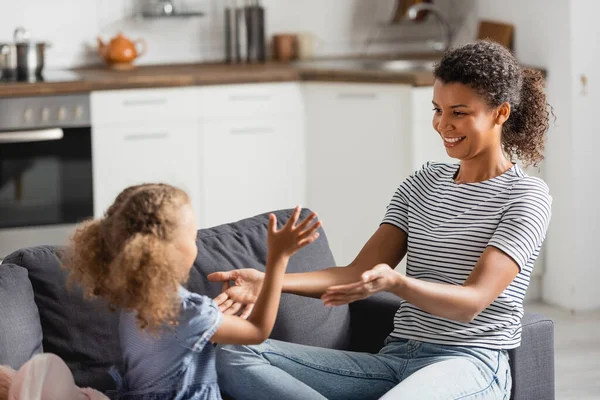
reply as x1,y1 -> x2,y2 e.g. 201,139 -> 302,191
201,117 -> 305,227
91,88 -> 201,221
198,83 -> 306,227
91,84 -> 305,229
92,122 -> 200,220
197,83 -> 303,120
304,82 -> 412,269
91,87 -> 199,125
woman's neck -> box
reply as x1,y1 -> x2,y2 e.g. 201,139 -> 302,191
454,149 -> 514,184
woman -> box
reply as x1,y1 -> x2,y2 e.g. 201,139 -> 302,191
209,40 -> 552,400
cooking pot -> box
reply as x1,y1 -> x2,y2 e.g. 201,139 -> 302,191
0,42 -> 17,79
0,27 -> 51,80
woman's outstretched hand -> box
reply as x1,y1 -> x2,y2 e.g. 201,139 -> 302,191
208,268 -> 265,319
321,263 -> 403,306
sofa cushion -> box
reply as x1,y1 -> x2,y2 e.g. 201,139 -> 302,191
0,263 -> 43,369
509,312 -> 555,400
186,208 -> 352,350
3,246 -> 120,391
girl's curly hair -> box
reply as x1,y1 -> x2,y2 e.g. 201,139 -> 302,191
64,183 -> 191,334
434,40 -> 551,167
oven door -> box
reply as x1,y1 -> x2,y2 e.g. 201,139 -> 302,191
0,126 -> 93,258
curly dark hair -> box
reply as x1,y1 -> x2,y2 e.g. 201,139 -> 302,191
433,40 -> 551,167
63,183 -> 191,334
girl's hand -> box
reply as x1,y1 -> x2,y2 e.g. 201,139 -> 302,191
321,263 -> 403,306
267,206 -> 321,262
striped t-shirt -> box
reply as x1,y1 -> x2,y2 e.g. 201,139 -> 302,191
382,162 -> 552,350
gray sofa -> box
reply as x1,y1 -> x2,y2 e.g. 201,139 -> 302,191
0,208 -> 554,399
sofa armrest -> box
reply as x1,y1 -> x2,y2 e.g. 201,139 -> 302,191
509,312 -> 555,400
348,292 -> 402,353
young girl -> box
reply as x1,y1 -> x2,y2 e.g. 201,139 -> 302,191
65,183 -> 321,399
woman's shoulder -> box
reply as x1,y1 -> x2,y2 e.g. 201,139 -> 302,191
508,168 -> 552,211
511,167 -> 551,196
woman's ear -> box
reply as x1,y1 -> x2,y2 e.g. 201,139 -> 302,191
495,102 -> 511,125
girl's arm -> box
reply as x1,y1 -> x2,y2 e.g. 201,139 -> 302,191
210,207 -> 321,345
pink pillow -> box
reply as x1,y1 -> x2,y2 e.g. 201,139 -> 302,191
8,354 -> 107,400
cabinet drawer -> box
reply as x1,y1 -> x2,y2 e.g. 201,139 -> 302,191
199,83 -> 303,120
91,87 -> 199,125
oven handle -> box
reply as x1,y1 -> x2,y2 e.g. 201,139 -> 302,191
0,128 -> 64,143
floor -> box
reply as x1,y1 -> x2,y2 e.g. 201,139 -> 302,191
525,302 -> 600,399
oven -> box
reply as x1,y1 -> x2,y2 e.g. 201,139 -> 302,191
0,93 -> 92,258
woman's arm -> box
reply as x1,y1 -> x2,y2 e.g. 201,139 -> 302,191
324,183 -> 551,323
322,245 -> 520,323
395,246 -> 520,322
208,223 -> 408,314
283,224 -> 408,298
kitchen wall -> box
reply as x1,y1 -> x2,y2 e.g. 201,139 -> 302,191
569,0 -> 600,311
0,0 -> 466,69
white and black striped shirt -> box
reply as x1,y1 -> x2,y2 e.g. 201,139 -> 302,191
382,162 -> 552,350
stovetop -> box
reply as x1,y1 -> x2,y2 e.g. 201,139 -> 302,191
0,70 -> 83,84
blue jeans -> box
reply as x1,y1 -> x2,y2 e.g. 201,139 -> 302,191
216,337 -> 511,400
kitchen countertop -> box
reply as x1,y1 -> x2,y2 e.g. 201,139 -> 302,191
0,54 -> 545,98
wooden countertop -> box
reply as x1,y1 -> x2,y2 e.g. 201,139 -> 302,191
0,55 -> 545,98
0,60 -> 439,98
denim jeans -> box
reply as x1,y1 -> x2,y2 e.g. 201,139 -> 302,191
216,337 -> 511,400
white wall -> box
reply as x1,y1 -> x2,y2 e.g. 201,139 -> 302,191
0,0 -> 447,68
570,0 -> 600,311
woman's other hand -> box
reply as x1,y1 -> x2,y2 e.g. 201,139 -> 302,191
321,263 -> 403,306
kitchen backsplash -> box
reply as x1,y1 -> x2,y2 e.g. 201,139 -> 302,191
0,0 -> 472,68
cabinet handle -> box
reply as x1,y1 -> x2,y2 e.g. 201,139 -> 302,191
337,93 -> 378,100
122,98 -> 168,106
229,127 -> 274,135
228,94 -> 271,102
123,132 -> 169,141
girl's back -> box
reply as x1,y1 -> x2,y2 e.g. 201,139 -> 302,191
114,287 -> 222,400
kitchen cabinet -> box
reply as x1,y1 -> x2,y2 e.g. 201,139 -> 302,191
91,84 -> 305,229
91,122 -> 201,221
198,83 -> 306,227
91,87 -> 198,125
201,116 -> 305,227
304,82 -> 412,270
91,88 -> 201,222
198,82 -> 303,121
